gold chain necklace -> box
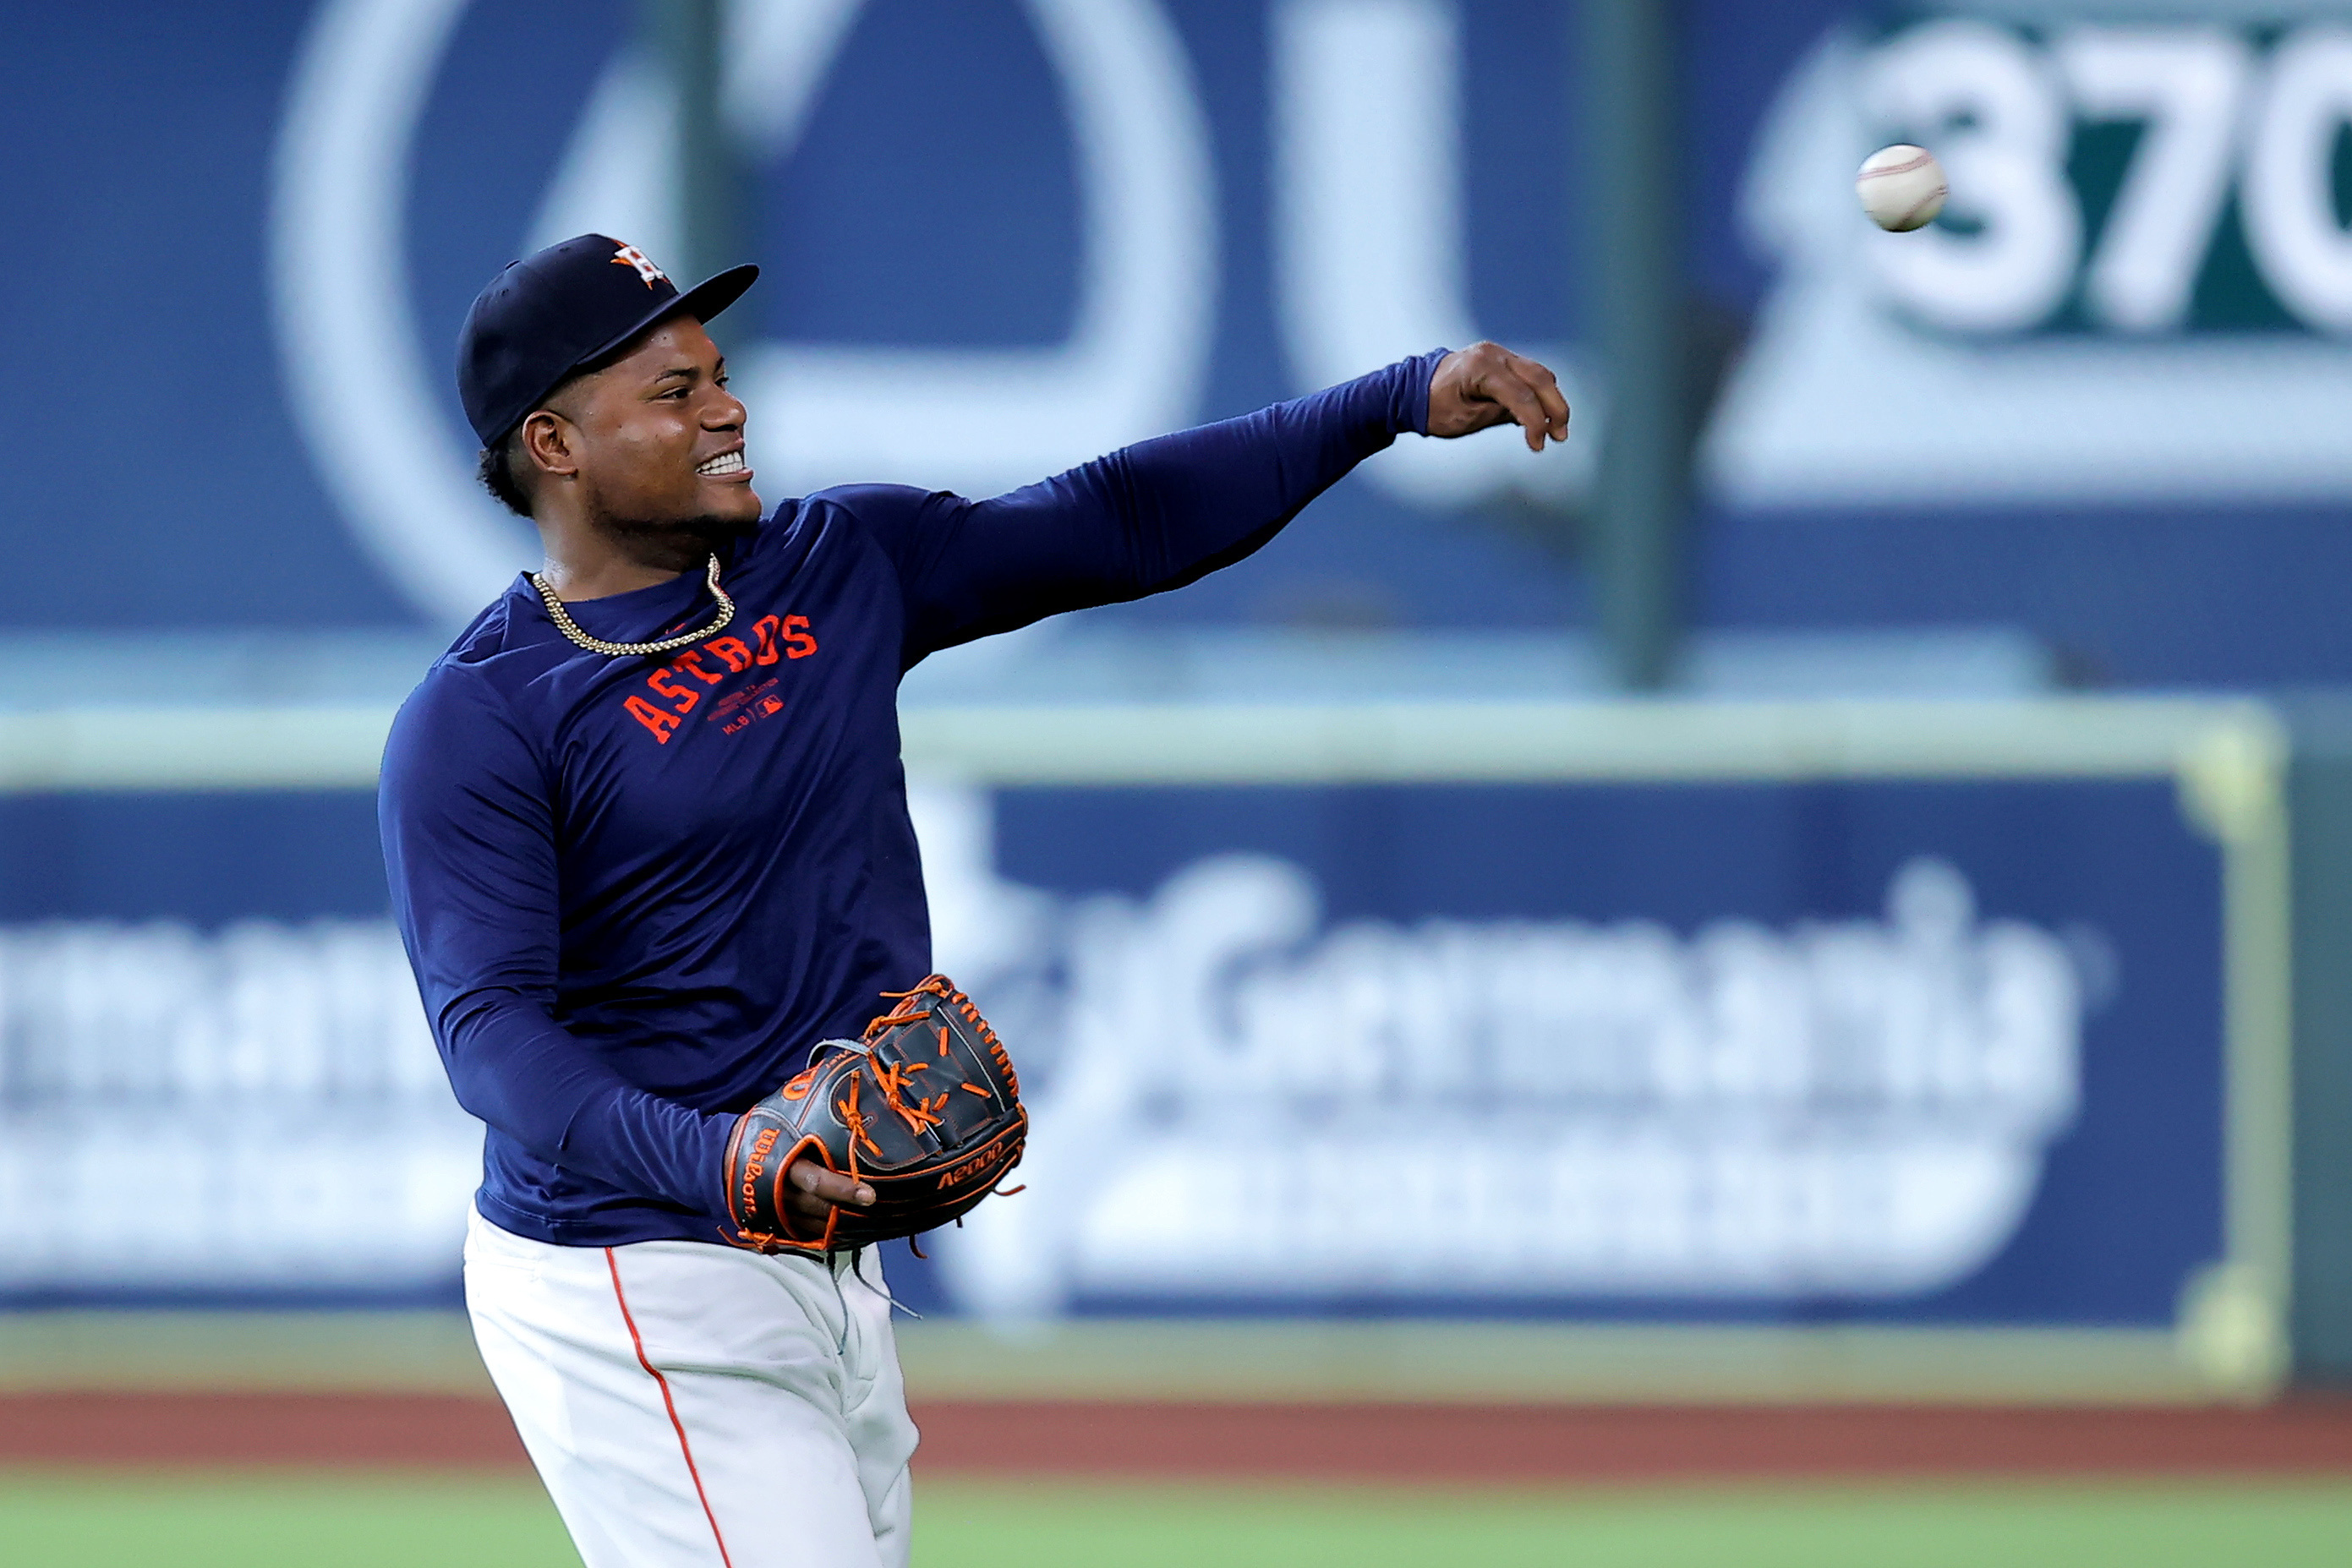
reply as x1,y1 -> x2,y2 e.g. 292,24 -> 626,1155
530,554 -> 736,658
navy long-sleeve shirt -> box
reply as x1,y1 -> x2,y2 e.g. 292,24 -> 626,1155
380,352 -> 1441,1247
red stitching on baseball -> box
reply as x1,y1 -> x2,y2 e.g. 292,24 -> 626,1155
1860,154 -> 1934,180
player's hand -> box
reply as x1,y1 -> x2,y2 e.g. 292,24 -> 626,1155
1425,341 -> 1570,451
782,1154 -> 875,1233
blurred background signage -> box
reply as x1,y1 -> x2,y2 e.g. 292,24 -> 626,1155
1715,6 -> 2352,506
14,0 -> 2352,680
922,774 -> 2203,1327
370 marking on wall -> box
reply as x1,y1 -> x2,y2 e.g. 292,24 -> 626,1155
1868,19 -> 2352,336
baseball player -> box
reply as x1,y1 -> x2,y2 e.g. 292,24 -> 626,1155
380,232 -> 1567,1567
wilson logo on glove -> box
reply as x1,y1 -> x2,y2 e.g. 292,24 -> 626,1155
722,975 -> 1027,1256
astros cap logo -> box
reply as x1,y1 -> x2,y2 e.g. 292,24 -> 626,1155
610,243 -> 667,287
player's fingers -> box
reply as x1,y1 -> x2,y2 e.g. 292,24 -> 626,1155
790,1158 -> 876,1207
1512,353 -> 1571,440
1481,367 -> 1553,452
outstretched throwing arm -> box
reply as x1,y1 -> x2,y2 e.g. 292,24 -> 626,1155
835,344 -> 1572,664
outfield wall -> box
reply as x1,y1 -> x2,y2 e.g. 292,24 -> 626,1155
0,696 -> 2305,1403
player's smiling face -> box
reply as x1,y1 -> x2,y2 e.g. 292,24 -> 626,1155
561,316 -> 762,533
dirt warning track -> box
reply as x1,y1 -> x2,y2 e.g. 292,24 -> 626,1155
7,1395 -> 2352,1480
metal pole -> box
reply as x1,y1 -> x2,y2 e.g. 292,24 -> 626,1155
2292,700 -> 2352,1388
1583,0 -> 1684,691
643,0 -> 750,341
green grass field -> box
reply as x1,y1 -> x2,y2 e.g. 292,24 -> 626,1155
5,1473 -> 2352,1567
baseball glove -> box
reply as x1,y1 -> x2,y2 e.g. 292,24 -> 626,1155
723,975 -> 1027,1255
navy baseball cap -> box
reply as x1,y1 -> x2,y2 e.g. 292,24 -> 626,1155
457,233 -> 758,447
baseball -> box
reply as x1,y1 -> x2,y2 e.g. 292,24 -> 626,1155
1857,144 -> 1947,232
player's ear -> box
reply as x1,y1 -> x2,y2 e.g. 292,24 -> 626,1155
521,408 -> 579,481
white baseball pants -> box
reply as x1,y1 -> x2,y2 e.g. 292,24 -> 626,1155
463,1205 -> 918,1568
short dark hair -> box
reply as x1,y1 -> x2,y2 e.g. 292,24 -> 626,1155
477,431 -> 532,516
475,369 -> 589,517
